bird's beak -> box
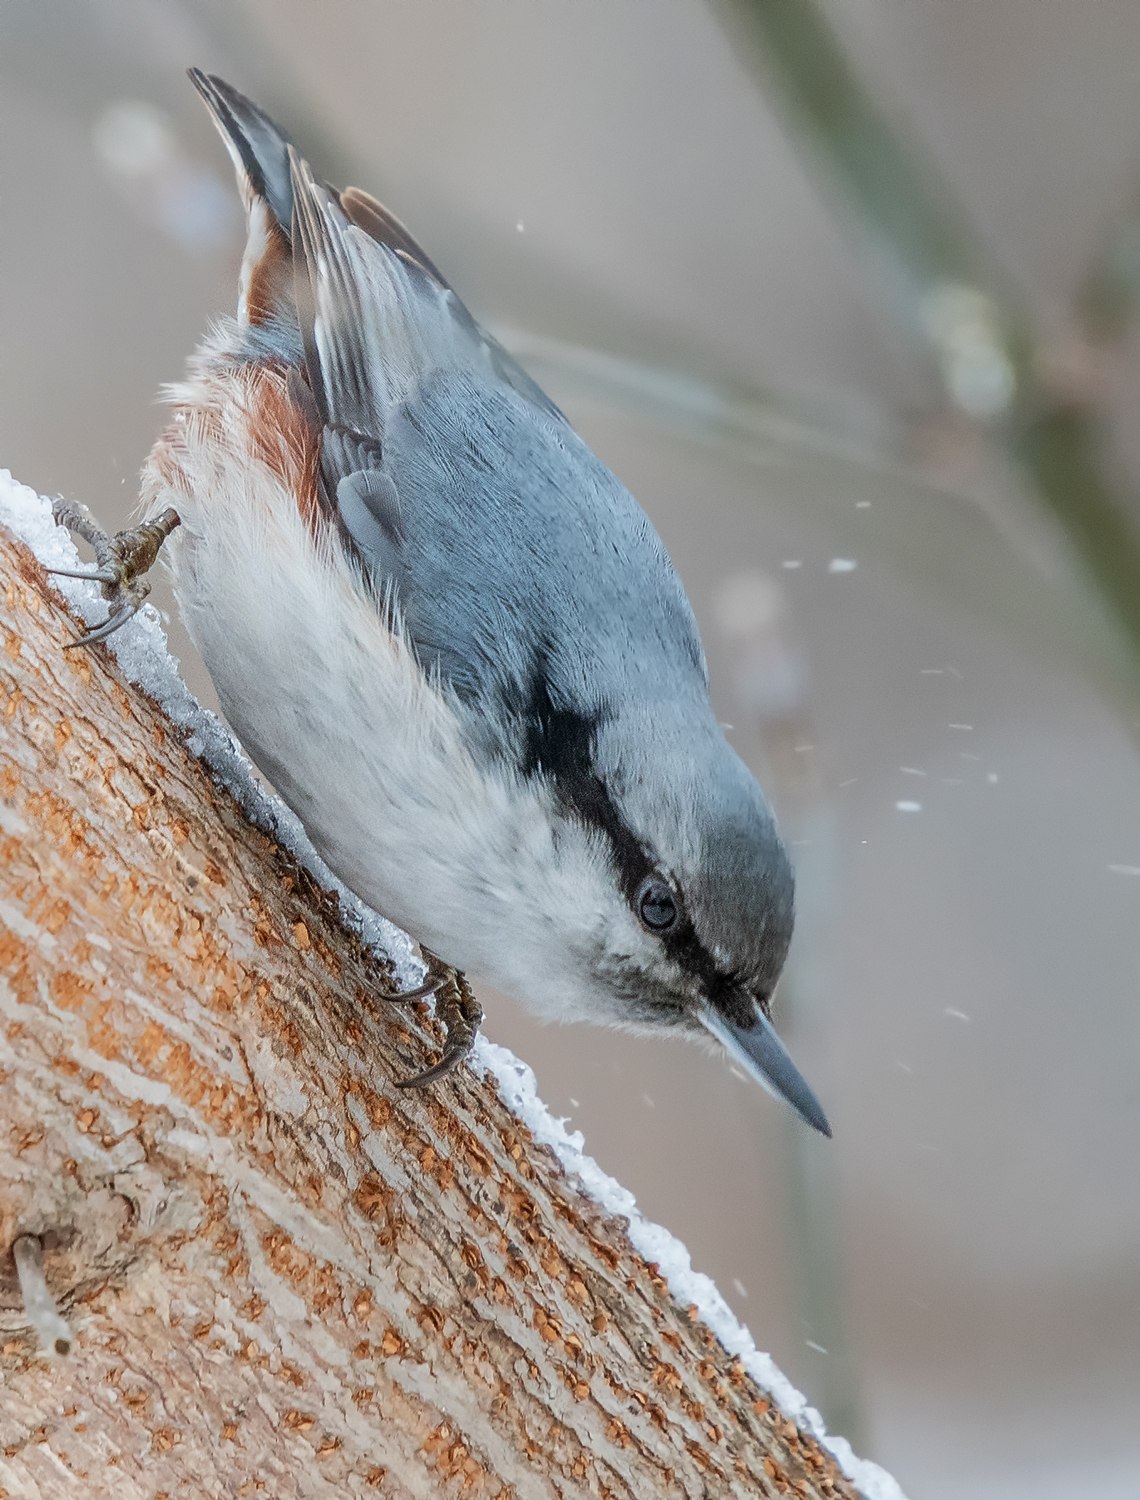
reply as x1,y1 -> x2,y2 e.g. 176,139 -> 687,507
700,998 -> 832,1137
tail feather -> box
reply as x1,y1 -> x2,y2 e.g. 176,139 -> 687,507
189,70 -> 565,419
188,68 -> 294,232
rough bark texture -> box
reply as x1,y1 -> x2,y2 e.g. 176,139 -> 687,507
0,523 -> 860,1500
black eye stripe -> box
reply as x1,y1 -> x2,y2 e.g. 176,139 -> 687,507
512,650 -> 739,1001
514,652 -> 649,903
566,777 -> 734,999
519,725 -> 731,996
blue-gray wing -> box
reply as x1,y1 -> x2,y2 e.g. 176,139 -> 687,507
289,150 -> 562,451
288,152 -> 708,747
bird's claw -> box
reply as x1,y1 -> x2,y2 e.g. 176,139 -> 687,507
387,952 -> 483,1089
48,499 -> 180,649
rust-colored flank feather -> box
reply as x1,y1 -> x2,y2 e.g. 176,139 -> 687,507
243,216 -> 291,328
245,362 -> 323,530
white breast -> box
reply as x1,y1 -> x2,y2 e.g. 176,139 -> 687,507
140,352 -> 612,1019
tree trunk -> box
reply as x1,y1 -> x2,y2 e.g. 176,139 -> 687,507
0,517 -> 866,1500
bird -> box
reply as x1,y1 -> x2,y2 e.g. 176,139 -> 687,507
51,71 -> 831,1135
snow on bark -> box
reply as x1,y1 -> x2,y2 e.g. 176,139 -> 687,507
0,473 -> 904,1499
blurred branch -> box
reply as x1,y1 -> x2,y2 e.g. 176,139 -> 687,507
712,576 -> 863,1445
509,329 -> 907,465
717,0 -> 1140,690
514,330 -> 1140,708
716,0 -> 1031,368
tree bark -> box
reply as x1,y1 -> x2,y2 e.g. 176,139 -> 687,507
0,520 -> 862,1500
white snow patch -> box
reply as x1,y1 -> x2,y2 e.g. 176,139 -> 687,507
2,473 -> 908,1500
481,1043 -> 908,1499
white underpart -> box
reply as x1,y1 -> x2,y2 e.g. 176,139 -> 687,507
1,470 -> 908,1500
139,358 -> 617,1022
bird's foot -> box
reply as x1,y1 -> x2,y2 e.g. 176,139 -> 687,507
48,499 -> 180,648
388,950 -> 483,1089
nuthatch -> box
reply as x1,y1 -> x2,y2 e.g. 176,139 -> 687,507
55,72 -> 830,1133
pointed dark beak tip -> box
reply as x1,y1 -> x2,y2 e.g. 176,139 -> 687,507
809,1104 -> 834,1140
784,1076 -> 832,1139
781,1072 -> 833,1139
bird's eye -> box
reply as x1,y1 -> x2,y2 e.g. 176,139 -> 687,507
637,877 -> 677,932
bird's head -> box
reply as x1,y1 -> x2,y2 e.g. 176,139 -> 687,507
518,698 -> 830,1136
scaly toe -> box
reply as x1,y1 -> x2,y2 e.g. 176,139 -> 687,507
394,1041 -> 472,1089
393,964 -> 482,1089
63,600 -> 144,650
49,502 -> 180,649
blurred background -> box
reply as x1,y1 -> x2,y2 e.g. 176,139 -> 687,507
2,3 -> 1139,1496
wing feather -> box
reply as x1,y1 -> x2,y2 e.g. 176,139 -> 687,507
290,153 -> 706,732
188,72 -> 704,747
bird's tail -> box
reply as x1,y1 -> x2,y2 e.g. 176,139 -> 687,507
189,69 -> 302,328
188,68 -> 295,235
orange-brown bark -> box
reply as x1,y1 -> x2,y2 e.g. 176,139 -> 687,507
0,522 -> 860,1499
